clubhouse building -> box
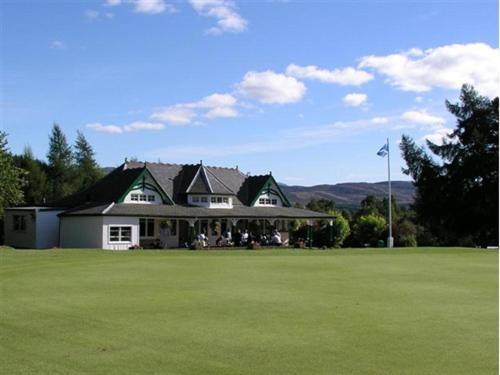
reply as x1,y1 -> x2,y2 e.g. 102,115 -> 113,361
4,161 -> 332,249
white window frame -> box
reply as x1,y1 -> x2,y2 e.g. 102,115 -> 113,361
201,196 -> 208,203
259,198 -> 265,204
109,226 -> 132,243
271,199 -> 277,205
192,196 -> 200,203
131,194 -> 139,201
139,194 -> 147,201
223,197 -> 229,203
211,196 -> 217,203
147,195 -> 155,202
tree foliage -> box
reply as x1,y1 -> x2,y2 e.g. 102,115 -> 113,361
74,131 -> 103,191
0,132 -> 25,215
47,124 -> 74,201
352,214 -> 386,247
13,146 -> 49,205
400,85 -> 498,246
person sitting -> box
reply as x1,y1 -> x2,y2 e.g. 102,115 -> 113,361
271,231 -> 282,246
241,230 -> 249,245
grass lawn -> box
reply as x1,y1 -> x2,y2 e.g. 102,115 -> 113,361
0,247 -> 497,375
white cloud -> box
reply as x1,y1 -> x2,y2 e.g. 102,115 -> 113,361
86,123 -> 123,134
86,121 -> 165,133
50,40 -> 65,49
371,117 -> 389,124
104,0 -> 175,14
359,43 -> 500,97
237,70 -> 306,104
401,110 -> 446,126
415,96 -> 424,103
205,106 -> 238,118
285,64 -> 373,86
151,93 -> 238,124
151,106 -> 195,125
343,93 -> 368,107
420,127 -> 454,145
189,0 -> 248,34
131,0 -> 174,14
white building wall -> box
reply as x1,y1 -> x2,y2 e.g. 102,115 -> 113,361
123,187 -> 162,204
60,216 -> 103,249
36,210 -> 64,248
187,195 -> 233,209
102,216 -> 139,250
3,209 -> 36,248
253,192 -> 283,207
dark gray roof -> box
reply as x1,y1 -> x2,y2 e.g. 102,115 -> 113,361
48,165 -> 144,207
60,203 -> 332,219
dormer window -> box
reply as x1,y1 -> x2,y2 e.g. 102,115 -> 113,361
211,197 -> 217,203
147,195 -> 155,202
192,196 -> 200,203
201,197 -> 208,203
131,194 -> 139,201
259,198 -> 265,204
223,197 -> 228,203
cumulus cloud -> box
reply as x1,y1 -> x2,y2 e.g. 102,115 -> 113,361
343,93 -> 368,107
420,127 -> 454,145
151,93 -> 238,124
189,0 -> 248,34
371,117 -> 389,124
359,43 -> 500,97
286,64 -> 373,86
87,121 -> 165,133
237,71 -> 306,104
401,110 -> 446,126
132,0 -> 174,14
103,0 -> 175,14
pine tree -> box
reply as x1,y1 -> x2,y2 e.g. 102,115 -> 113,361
74,131 -> 103,191
47,124 -> 74,201
0,132 -> 25,215
400,85 -> 499,246
13,146 -> 49,205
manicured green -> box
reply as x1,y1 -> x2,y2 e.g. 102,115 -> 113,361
1,247 -> 497,375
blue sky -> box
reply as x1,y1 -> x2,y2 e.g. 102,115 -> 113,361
1,0 -> 498,185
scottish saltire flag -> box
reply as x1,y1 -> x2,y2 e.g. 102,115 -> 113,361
377,143 -> 389,157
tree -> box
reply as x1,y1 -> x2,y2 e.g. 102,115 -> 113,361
47,124 -> 74,201
353,214 -> 386,247
0,132 -> 25,215
328,210 -> 350,247
13,146 -> 49,205
400,85 -> 498,246
306,198 -> 335,213
74,131 -> 103,191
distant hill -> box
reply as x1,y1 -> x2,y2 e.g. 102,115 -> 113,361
280,181 -> 415,210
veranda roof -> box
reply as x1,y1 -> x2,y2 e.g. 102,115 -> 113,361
59,203 -> 332,220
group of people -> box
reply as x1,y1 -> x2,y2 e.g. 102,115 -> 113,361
190,229 -> 284,248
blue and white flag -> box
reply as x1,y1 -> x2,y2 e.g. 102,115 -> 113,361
377,143 -> 389,157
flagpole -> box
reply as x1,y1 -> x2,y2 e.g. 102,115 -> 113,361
387,137 -> 393,248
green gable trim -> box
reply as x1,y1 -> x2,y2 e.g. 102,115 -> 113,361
117,168 -> 174,205
249,175 -> 291,207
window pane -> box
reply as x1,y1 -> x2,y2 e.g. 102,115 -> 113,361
265,199 -> 271,204
148,195 -> 155,202
223,197 -> 228,203
131,194 -> 138,201
120,227 -> 132,242
140,219 -> 146,237
211,197 -> 216,203
201,197 -> 207,202
217,197 -> 222,203
259,198 -> 265,204
271,199 -> 277,205
147,219 -> 155,237
171,220 -> 177,236
110,227 -> 120,242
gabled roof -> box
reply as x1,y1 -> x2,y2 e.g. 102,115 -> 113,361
48,164 -> 143,207
49,161 -> 293,208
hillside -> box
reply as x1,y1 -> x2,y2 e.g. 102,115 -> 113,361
280,181 -> 415,210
